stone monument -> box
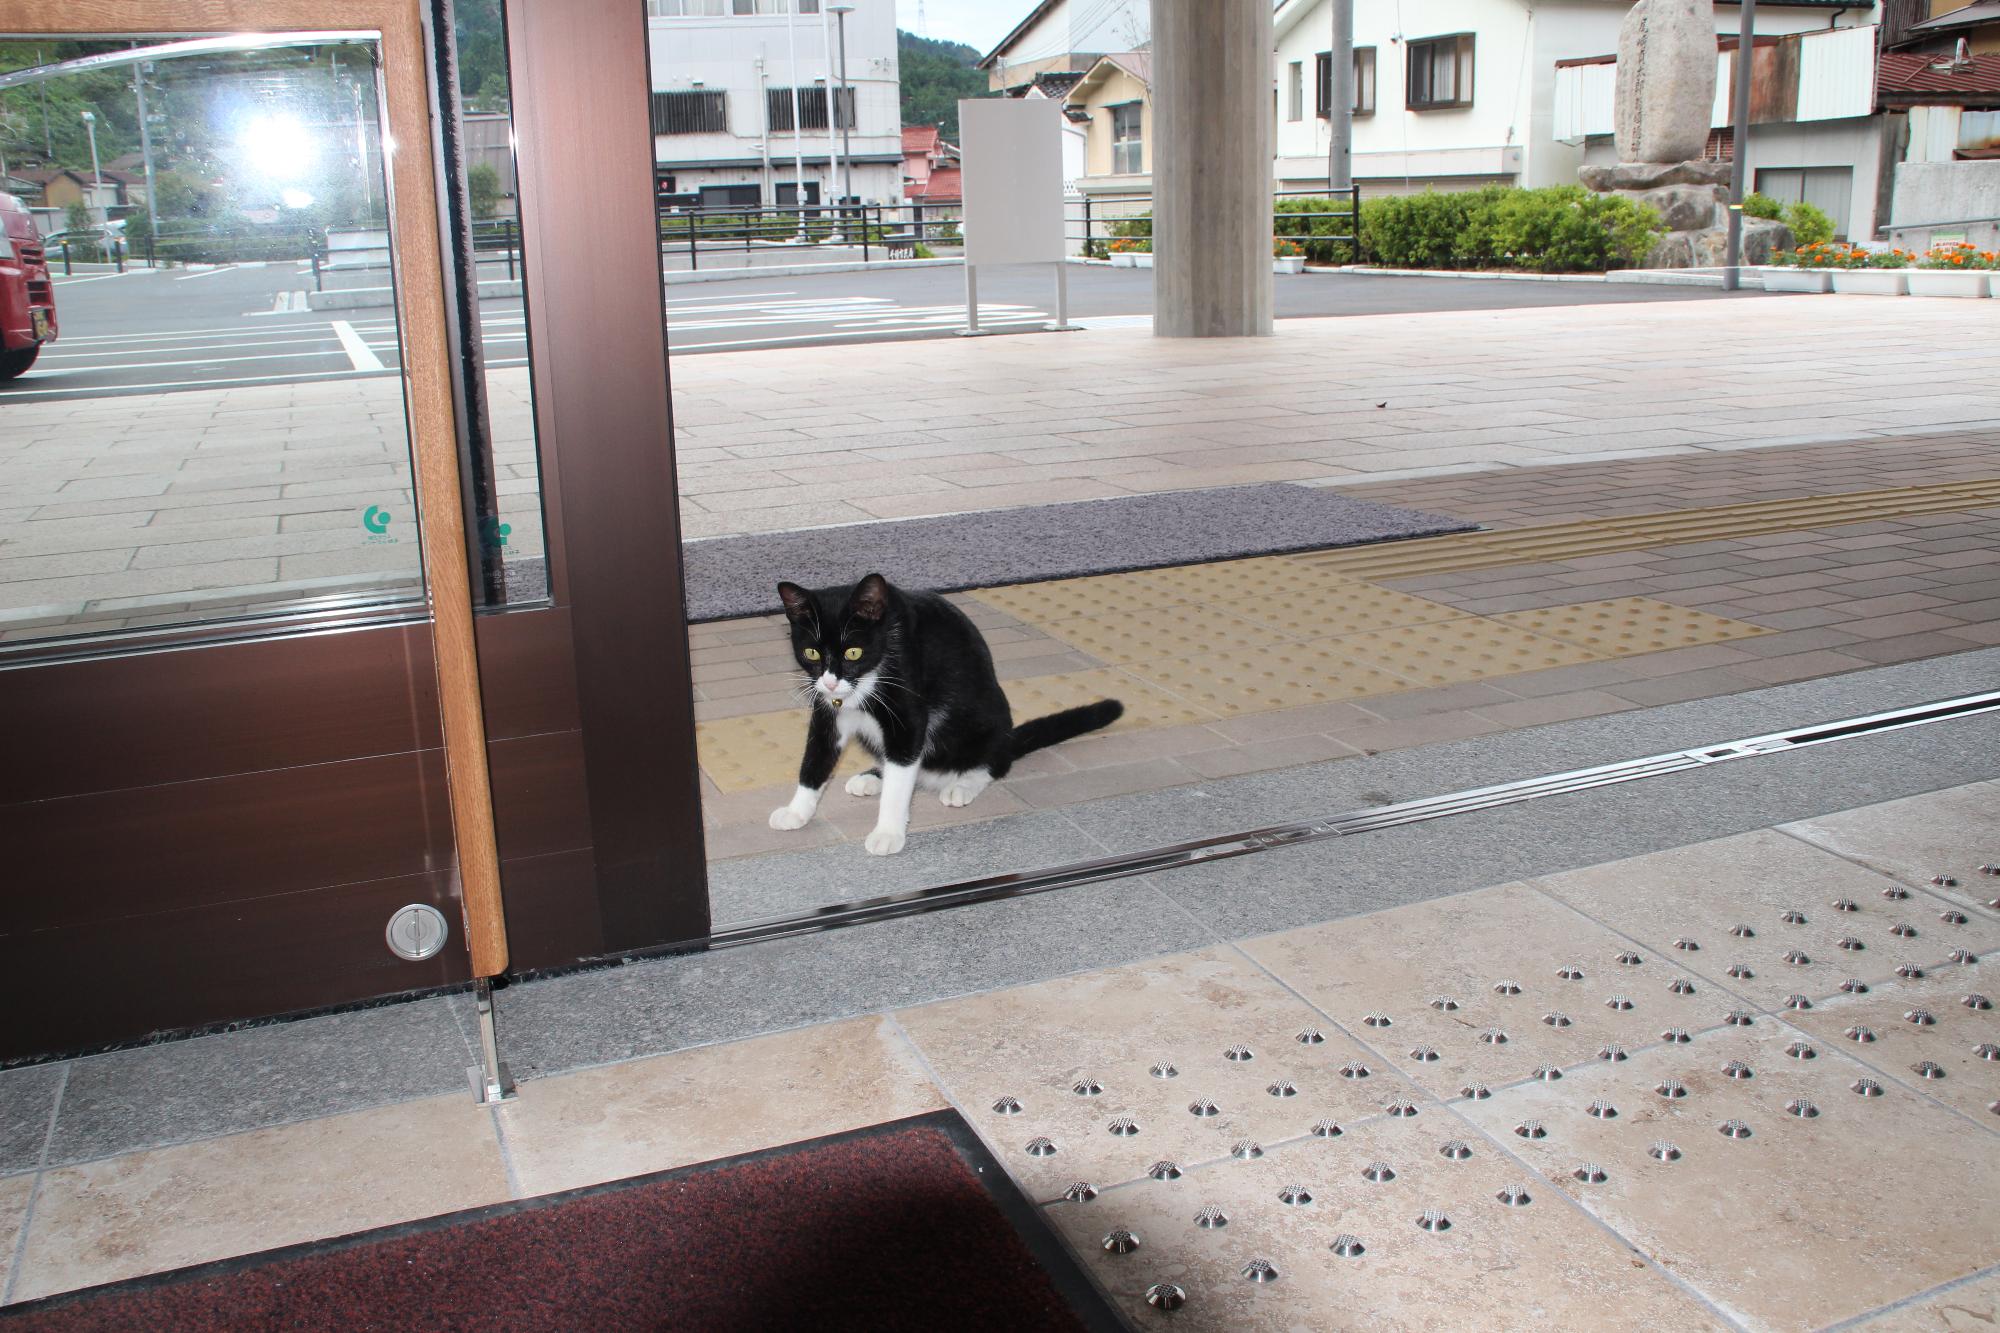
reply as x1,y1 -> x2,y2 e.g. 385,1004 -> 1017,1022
1579,0 -> 1790,266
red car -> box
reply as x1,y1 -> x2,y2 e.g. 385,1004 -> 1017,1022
0,190 -> 57,380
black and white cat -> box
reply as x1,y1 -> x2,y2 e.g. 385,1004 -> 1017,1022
769,573 -> 1123,855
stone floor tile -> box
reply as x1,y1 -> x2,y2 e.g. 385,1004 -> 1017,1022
1846,1269 -> 2000,1331
0,1066 -> 61,1178
497,1017 -> 944,1198
1777,784 -> 2000,918
0,1173 -> 35,1300
11,1095 -> 508,1302
1786,962 -> 1999,1125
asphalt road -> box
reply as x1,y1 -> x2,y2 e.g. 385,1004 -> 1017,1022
5,257 -> 1763,403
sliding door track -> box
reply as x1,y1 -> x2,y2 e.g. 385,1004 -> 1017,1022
708,692 -> 2000,950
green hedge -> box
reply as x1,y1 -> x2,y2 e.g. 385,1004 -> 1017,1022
1360,185 -> 1665,273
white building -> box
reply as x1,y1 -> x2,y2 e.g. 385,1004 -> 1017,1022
1272,0 -> 1871,195
645,0 -> 902,208
977,0 -> 1150,93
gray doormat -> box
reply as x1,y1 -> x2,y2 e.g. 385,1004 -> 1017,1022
672,484 -> 1473,623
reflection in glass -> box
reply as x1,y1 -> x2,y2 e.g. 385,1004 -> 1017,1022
0,37 -> 423,647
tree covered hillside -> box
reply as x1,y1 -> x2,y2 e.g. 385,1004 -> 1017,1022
898,30 -> 992,139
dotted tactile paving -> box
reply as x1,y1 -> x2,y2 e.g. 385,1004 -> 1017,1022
1122,556 -> 1376,607
1031,607 -> 1292,666
1142,641 -> 1417,717
1321,618 -> 1609,688
1002,667 -> 1218,731
972,571 -> 1186,623
1228,583 -> 1467,639
1494,598 -> 1770,656
696,709 -> 869,794
1788,964 -> 1999,1124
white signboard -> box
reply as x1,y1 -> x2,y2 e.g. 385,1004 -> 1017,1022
958,98 -> 1066,266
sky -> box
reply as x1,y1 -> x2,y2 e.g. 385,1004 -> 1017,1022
894,0 -> 1028,54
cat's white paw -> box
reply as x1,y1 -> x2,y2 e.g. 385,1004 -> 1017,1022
864,825 -> 907,856
939,780 -> 980,808
845,772 -> 883,797
768,806 -> 811,831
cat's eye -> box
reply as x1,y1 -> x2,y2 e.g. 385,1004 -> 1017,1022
802,648 -> 821,662
844,647 -> 864,661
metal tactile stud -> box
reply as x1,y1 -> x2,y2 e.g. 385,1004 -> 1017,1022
1783,949 -> 1812,967
1361,1161 -> 1397,1182
1558,965 -> 1586,981
1660,1027 -> 1692,1044
1599,1044 -> 1629,1063
1150,1062 -> 1179,1080
1340,1061 -> 1371,1079
1727,963 -> 1756,979
1439,1139 -> 1474,1161
1515,1120 -> 1547,1139
1912,1060 -> 1947,1081
1311,1119 -> 1343,1138
1416,1208 -> 1453,1233
1386,1098 -> 1420,1118
1931,874 -> 1958,888
1837,937 -> 1865,952
1965,993 -> 1994,1011
1730,924 -> 1757,940
1897,964 -> 1926,980
1984,865 -> 2000,877
1409,1045 -> 1441,1063
1978,1044 -> 2000,1062
1725,1010 -> 1757,1027
1891,923 -> 1918,939
1784,1040 -> 1818,1060
1073,1076 -> 1104,1097
1296,1027 -> 1326,1046
1267,1081 -> 1299,1099
1278,1184 -> 1314,1206
1852,1078 -> 1885,1098
1478,1028 -> 1509,1045
1330,1233 -> 1366,1257
1108,1117 -> 1140,1137
1669,979 -> 1698,995
1492,981 -> 1522,996
1240,1259 -> 1280,1285
1882,886 -> 1911,901
1193,1204 -> 1229,1229
1941,910 -> 1971,926
1718,1119 -> 1753,1140
1461,1083 -> 1493,1100
1532,1063 -> 1565,1080
1781,909 -> 1808,925
1189,1098 -> 1220,1118
1786,1099 -> 1820,1119
1949,949 -> 1980,965
1148,1160 -> 1183,1181
1430,995 -> 1460,1012
1586,1098 -> 1619,1119
1225,1044 -> 1255,1062
1363,1012 -> 1394,1028
1543,1011 -> 1573,1027
1904,1007 -> 1938,1026
1231,1139 -> 1263,1160
1572,1163 -> 1609,1184
1606,995 -> 1635,1011
1656,1078 -> 1688,1099
1845,1025 -> 1878,1044
1674,937 -> 1701,952
1842,978 -> 1872,993
1495,1183 -> 1534,1207
1832,898 -> 1859,913
1784,994 -> 1814,1010
1026,1137 -> 1058,1157
1650,1141 -> 1683,1162
1722,1060 -> 1755,1080
1617,951 -> 1644,966
1102,1228 -> 1141,1254
993,1096 -> 1023,1115
1145,1283 -> 1186,1312
1064,1181 -> 1098,1202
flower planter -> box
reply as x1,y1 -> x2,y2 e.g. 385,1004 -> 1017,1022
1761,267 -> 1831,293
1136,253 -> 1153,269
1830,269 -> 1909,296
1906,269 -> 1990,299
1274,256 -> 1305,275
1108,252 -> 1137,268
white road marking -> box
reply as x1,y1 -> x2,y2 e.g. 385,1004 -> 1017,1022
331,319 -> 385,372
49,269 -> 142,285
174,264 -> 239,281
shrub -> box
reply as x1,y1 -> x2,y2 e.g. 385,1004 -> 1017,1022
1865,247 -> 1915,268
1360,185 -> 1663,273
467,163 -> 501,220
1784,201 -> 1835,246
1742,191 -> 1783,221
1274,194 -> 1360,263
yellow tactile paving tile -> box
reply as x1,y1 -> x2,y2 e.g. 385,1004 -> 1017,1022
1002,667 -> 1218,730
1122,555 -> 1368,606
1322,617 -> 1609,688
1031,606 -> 1291,665
1229,584 -> 1467,638
1143,640 -> 1418,716
1495,598 -> 1769,655
971,571 -> 1184,622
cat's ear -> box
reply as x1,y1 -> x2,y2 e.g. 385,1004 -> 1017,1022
776,582 -> 813,623
849,573 -> 891,622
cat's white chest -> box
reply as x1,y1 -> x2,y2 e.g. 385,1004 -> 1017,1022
834,703 -> 885,753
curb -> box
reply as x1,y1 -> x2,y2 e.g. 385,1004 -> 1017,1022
307,278 -> 524,310
1331,265 -> 1761,289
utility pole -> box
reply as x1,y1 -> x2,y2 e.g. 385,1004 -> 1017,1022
831,4 -> 855,207
131,57 -> 159,245
785,0 -> 807,238
818,1 -> 840,236
1723,0 -> 1756,290
1326,0 -> 1354,192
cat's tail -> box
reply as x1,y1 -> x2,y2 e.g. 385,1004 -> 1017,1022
1008,699 -> 1123,760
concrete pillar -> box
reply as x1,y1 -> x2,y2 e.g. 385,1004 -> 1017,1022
1152,0 -> 1274,338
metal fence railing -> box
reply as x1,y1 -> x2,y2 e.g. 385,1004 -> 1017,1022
654,201 -> 963,270
1067,186 -> 1365,266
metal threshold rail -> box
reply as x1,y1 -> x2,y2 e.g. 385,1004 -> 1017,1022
708,691 -> 2000,950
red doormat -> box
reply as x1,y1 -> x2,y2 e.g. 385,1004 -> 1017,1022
0,1111 -> 1119,1333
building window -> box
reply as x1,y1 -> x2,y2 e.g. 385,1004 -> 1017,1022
767,86 -> 856,131
1288,61 -> 1304,122
1110,101 -> 1143,174
1407,34 -> 1474,110
1315,47 -> 1377,117
650,90 -> 728,135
